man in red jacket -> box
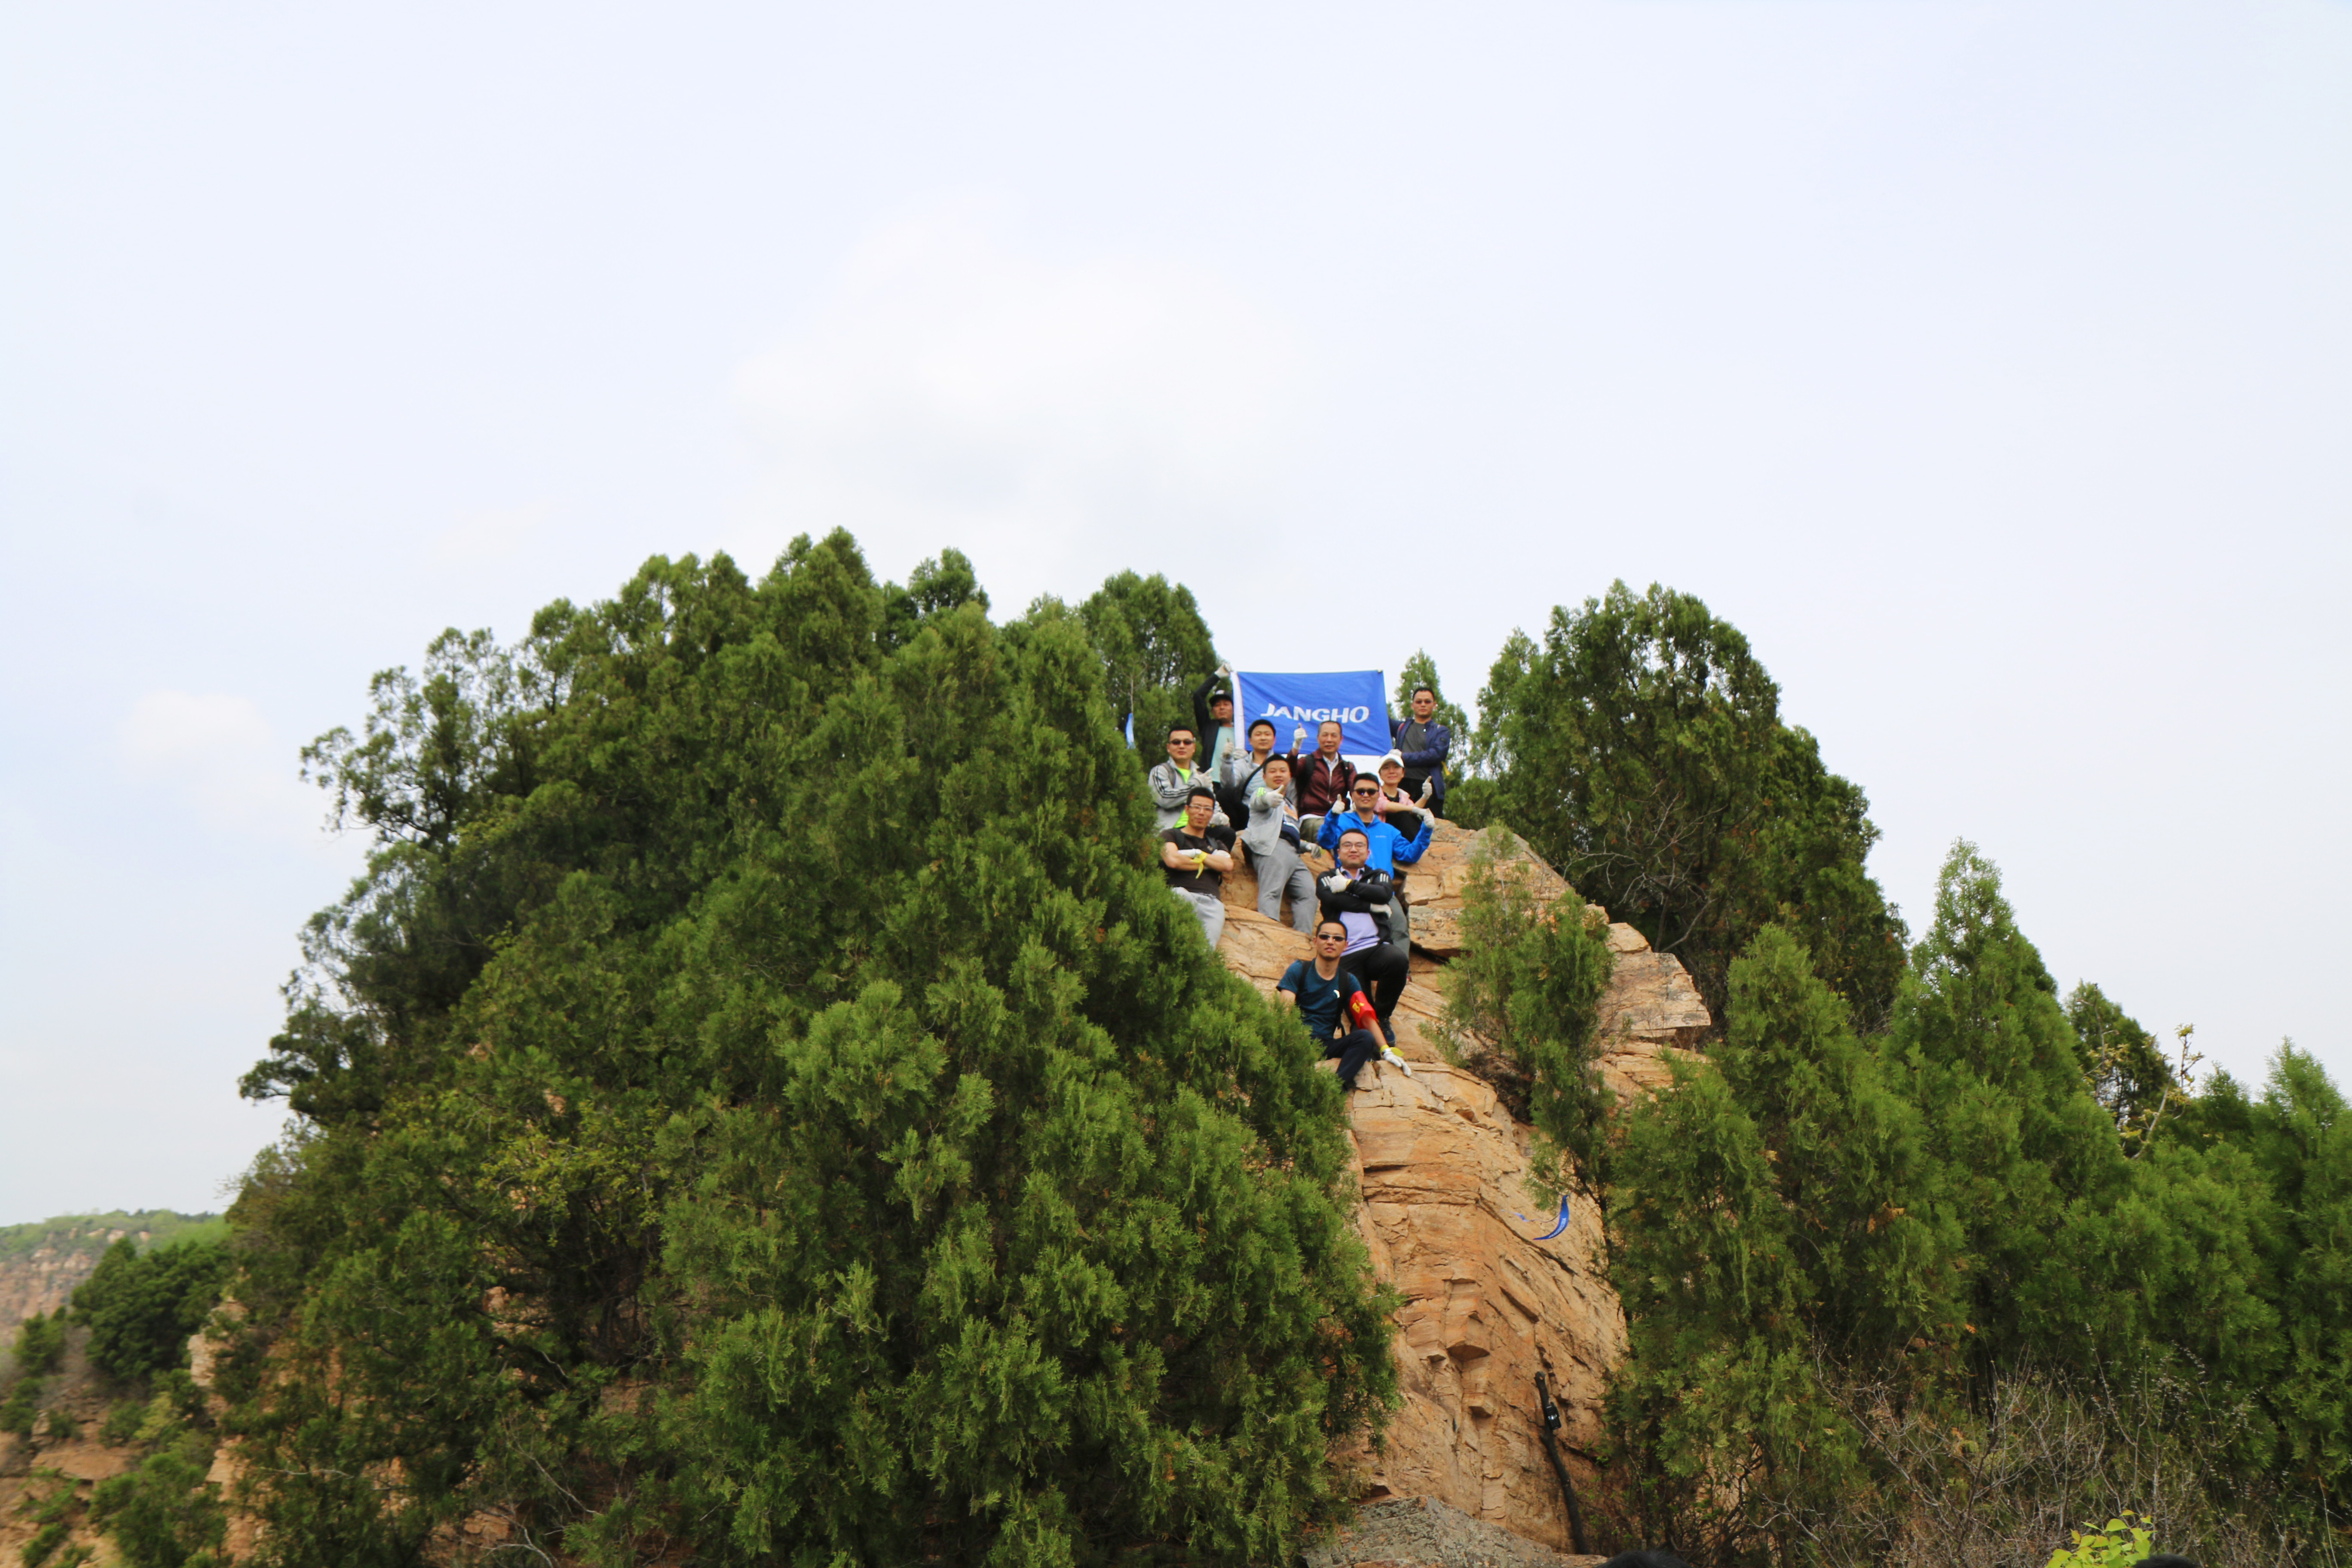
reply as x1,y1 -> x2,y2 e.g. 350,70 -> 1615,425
1292,720 -> 1356,842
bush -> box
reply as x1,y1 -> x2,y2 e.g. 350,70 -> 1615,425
90,1430 -> 226,1568
70,1240 -> 229,1383
0,1374 -> 42,1438
19,1522 -> 69,1568
2045,1513 -> 2156,1567
40,1408 -> 78,1441
101,1400 -> 145,1445
10,1310 -> 67,1378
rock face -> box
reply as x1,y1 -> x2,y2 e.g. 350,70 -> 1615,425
1210,819 -> 1712,1557
1341,1058 -> 1618,1552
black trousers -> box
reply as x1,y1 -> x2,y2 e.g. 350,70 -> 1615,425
1338,943 -> 1408,1041
1324,1028 -> 1384,1087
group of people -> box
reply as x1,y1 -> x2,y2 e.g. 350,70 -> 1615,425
1148,668 -> 1456,1090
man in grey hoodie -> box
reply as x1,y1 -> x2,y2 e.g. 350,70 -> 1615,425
1147,725 -> 1228,830
1239,753 -> 1316,933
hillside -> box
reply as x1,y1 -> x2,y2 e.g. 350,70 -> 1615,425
0,1213 -> 223,1337
9,542 -> 2342,1568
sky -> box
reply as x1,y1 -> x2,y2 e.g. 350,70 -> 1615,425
2,1 -> 2346,1225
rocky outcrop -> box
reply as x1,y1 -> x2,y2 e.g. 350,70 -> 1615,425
0,1228 -> 133,1328
1210,819 -> 1711,1559
1340,1057 -> 1617,1550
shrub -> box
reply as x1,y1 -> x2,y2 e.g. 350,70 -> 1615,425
101,1400 -> 145,1445
0,1375 -> 41,1438
70,1241 -> 229,1383
90,1430 -> 225,1568
19,1522 -> 69,1568
10,1311 -> 67,1378
2045,1512 -> 2156,1567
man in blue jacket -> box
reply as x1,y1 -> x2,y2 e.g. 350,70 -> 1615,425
1317,777 -> 1432,959
1391,684 -> 1452,819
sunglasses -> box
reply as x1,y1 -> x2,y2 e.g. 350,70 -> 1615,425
1313,932 -> 1347,943
1351,787 -> 1378,796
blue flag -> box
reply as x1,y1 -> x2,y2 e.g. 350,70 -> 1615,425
1232,670 -> 1389,762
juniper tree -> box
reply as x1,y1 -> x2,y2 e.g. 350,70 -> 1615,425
224,536 -> 1393,1568
1471,583 -> 1905,1028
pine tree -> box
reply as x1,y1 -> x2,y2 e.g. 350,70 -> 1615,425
224,536 -> 1393,1567
1889,842 -> 2125,1372
1471,584 -> 1905,1026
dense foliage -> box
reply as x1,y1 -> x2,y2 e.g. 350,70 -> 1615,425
1602,845 -> 2349,1564
218,535 -> 1390,1567
1434,830 -> 1617,1188
73,548 -> 2338,1566
1073,570 -> 1222,750
71,1238 -> 231,1382
1468,582 -> 1907,1027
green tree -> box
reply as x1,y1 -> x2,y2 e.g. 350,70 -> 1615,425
1888,842 -> 2125,1372
1473,583 -> 1905,1027
2066,983 -> 2179,1151
11,1307 -> 67,1376
882,548 -> 990,650
1074,570 -> 1221,750
91,1430 -> 228,1568
1604,928 -> 1958,1562
224,534 -> 1390,1567
70,1240 -> 230,1383
1435,831 -> 1615,1187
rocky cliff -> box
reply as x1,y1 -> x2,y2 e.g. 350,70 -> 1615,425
0,1213 -> 218,1330
1213,820 -> 1709,1557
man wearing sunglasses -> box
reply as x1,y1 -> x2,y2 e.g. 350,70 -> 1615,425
1147,724 -> 1228,830
1316,827 -> 1410,1036
1315,773 -> 1432,954
1276,916 -> 1385,1090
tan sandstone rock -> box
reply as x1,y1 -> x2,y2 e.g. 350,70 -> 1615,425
1340,1059 -> 1621,1553
1208,830 -> 1713,1558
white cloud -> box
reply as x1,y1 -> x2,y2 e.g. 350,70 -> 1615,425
732,199 -> 1309,600
117,690 -> 322,843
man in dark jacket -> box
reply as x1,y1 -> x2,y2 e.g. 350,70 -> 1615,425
1391,685 -> 1452,818
1293,720 -> 1356,840
1192,667 -> 1240,785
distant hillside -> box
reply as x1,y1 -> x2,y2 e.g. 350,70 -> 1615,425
0,1211 -> 225,1328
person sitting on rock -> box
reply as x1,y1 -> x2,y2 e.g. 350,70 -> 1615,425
1292,720 -> 1356,842
1277,916 -> 1385,1090
1369,748 -> 1429,839
1148,725 -> 1227,830
1239,753 -> 1316,933
1391,683 -> 1452,818
1317,828 -> 1409,1041
1317,774 -> 1432,956
1159,786 -> 1234,948
1219,717 -> 1295,827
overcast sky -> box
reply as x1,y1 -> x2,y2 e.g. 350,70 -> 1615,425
3,1 -> 2347,1225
